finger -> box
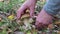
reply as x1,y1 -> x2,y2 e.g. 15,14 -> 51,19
30,7 -> 35,18
16,5 -> 27,19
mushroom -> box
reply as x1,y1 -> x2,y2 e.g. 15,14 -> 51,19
20,10 -> 34,24
21,14 -> 30,21
20,10 -> 34,29
21,10 -> 30,20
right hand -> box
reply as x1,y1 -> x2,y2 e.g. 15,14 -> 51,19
16,0 -> 36,19
35,9 -> 54,30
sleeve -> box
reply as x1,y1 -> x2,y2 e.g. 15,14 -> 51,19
43,0 -> 60,18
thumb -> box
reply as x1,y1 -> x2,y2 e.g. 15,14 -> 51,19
30,7 -> 35,18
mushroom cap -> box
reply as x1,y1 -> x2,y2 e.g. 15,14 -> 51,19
21,9 -> 30,20
21,14 -> 30,20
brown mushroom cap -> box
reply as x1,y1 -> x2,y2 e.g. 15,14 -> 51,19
21,9 -> 30,20
21,14 -> 30,20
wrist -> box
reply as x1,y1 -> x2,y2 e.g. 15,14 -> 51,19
41,9 -> 54,19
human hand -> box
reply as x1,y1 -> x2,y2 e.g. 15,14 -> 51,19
35,9 -> 54,30
16,0 -> 37,19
